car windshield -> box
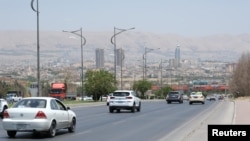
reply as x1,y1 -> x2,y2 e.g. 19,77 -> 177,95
169,92 -> 179,95
50,89 -> 62,94
191,92 -> 202,95
6,94 -> 15,97
13,99 -> 47,108
113,92 -> 129,97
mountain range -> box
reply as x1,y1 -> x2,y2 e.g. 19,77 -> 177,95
0,30 -> 249,67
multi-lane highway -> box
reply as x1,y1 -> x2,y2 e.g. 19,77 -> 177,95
0,100 -> 234,141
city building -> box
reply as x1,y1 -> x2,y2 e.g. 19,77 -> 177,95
95,48 -> 104,69
175,45 -> 181,67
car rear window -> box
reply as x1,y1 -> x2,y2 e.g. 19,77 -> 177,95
113,92 -> 130,97
14,99 -> 47,108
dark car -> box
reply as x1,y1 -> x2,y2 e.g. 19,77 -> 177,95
166,91 -> 183,104
218,95 -> 224,100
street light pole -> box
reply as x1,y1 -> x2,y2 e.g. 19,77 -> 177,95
63,28 -> 86,100
120,48 -> 125,89
111,27 -> 135,85
160,58 -> 163,88
143,47 -> 160,80
160,59 -> 169,88
31,0 -> 40,97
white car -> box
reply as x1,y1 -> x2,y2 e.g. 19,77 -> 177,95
189,92 -> 205,105
109,90 -> 141,113
6,93 -> 22,103
2,97 -> 76,138
0,99 -> 8,118
82,96 -> 93,101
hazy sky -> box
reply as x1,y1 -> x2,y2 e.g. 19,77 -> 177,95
1,0 -> 250,37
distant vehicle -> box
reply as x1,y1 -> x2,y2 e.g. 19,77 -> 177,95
189,92 -> 205,105
49,83 -> 67,100
218,95 -> 224,100
109,90 -> 141,113
80,96 -> 93,101
6,93 -> 22,103
206,94 -> 216,101
2,97 -> 76,138
0,99 -> 8,118
182,94 -> 189,100
106,93 -> 113,106
166,91 -> 183,104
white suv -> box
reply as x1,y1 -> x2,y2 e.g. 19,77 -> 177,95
109,90 -> 141,113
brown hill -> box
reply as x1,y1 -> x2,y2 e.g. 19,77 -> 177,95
0,30 -> 249,66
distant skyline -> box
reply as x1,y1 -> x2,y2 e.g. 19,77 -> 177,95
1,0 -> 250,37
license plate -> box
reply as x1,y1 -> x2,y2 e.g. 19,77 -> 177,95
16,124 -> 27,130
116,101 -> 124,103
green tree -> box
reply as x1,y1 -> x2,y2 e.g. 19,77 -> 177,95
0,81 -> 9,98
133,79 -> 152,99
155,86 -> 172,99
230,52 -> 250,97
41,80 -> 50,97
0,80 -> 26,98
84,70 -> 116,101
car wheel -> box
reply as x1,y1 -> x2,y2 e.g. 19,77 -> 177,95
68,117 -> 76,133
109,107 -> 114,113
189,102 -> 192,105
7,131 -> 16,138
167,101 -> 171,104
48,120 -> 56,137
137,102 -> 141,112
131,103 -> 135,113
116,109 -> 120,113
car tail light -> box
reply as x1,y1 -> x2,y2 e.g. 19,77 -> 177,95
35,111 -> 47,119
3,111 -> 10,118
126,96 -> 133,99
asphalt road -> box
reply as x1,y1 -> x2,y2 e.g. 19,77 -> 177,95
0,99 -> 234,141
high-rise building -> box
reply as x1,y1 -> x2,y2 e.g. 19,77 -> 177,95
116,48 -> 125,67
175,45 -> 180,67
95,48 -> 104,69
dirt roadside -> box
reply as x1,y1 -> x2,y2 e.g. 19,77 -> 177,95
234,98 -> 250,124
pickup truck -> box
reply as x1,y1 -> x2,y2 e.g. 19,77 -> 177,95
6,93 -> 22,103
0,99 -> 8,118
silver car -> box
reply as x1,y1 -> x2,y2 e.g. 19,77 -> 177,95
2,97 -> 76,138
109,90 -> 141,113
